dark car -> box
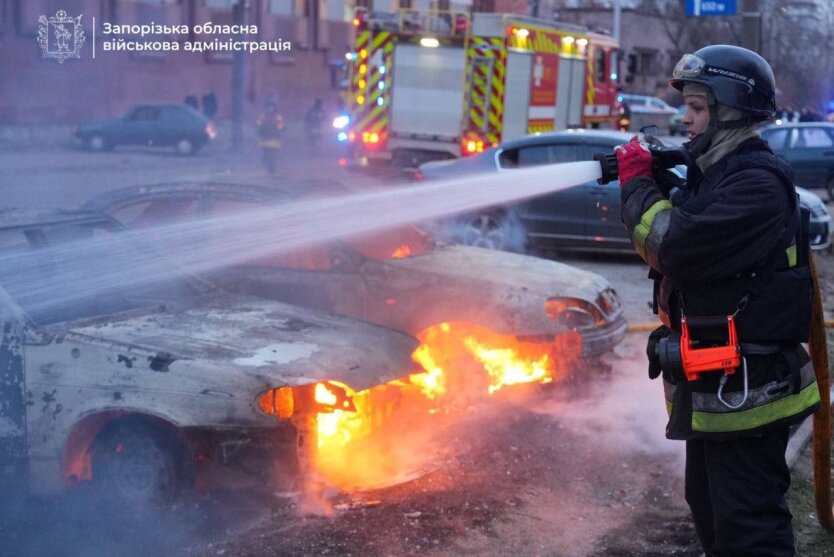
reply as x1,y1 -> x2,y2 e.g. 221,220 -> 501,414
75,104 -> 217,155
760,122 -> 834,200
417,129 -> 831,252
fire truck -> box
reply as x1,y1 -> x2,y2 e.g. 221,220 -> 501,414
345,9 -> 621,167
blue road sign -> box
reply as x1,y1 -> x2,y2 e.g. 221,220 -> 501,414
685,0 -> 737,16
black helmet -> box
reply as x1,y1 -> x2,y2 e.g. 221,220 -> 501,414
670,45 -> 776,121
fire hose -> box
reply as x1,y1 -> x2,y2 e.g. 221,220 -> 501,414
808,255 -> 833,530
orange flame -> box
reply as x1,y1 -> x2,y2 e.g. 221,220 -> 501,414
390,244 -> 412,258
307,323 -> 582,491
464,337 -> 553,394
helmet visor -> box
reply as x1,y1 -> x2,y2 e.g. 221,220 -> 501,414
673,54 -> 706,79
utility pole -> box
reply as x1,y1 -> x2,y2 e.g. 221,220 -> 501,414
612,0 -> 621,84
741,0 -> 762,53
231,0 -> 246,153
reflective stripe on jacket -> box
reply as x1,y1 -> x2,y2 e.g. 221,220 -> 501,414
621,138 -> 819,439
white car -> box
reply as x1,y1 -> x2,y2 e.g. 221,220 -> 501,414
0,209 -> 420,503
621,94 -> 678,115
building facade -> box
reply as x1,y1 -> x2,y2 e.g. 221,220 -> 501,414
1,0 -> 361,124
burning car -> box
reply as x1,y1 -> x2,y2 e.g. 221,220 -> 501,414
83,182 -> 628,360
0,208 -> 421,503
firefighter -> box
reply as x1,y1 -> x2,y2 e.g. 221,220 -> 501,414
616,45 -> 820,556
257,99 -> 285,174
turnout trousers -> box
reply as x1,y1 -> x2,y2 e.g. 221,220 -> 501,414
685,427 -> 794,556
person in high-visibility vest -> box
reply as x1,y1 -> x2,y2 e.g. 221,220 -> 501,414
616,45 -> 820,556
257,99 -> 285,174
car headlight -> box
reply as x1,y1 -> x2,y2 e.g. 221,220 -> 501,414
257,386 -> 294,418
805,201 -> 828,218
545,297 -> 605,329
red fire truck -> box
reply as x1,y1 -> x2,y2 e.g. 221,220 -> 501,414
345,10 -> 620,167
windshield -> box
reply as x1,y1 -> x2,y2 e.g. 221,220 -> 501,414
0,219 -> 207,325
348,225 -> 437,260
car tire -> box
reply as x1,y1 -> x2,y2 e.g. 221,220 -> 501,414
87,134 -> 111,152
91,419 -> 181,505
826,177 -> 834,203
175,138 -> 196,156
460,212 -> 526,252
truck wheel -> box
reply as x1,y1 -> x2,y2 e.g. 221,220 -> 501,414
91,420 -> 180,505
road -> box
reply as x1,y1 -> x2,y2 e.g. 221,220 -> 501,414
1,135 -> 829,556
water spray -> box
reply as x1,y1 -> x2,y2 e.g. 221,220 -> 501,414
5,161 -> 605,319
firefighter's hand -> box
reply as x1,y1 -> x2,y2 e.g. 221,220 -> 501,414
654,168 -> 686,197
615,136 -> 653,187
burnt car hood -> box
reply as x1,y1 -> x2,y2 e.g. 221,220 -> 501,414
65,295 -> 419,392
380,244 -> 611,299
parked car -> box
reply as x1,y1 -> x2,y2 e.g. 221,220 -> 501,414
621,94 -> 678,134
83,182 -> 629,359
417,129 -> 831,252
0,208 -> 420,503
760,122 -> 834,201
668,105 -> 687,136
75,104 -> 217,155
621,94 -> 678,115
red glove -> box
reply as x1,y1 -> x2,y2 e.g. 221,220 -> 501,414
615,136 -> 653,187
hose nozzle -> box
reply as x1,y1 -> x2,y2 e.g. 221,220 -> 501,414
593,131 -> 692,185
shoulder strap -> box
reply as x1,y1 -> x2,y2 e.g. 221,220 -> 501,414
722,157 -> 804,299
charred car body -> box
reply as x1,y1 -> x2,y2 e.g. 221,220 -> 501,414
83,182 -> 628,359
0,209 -> 419,502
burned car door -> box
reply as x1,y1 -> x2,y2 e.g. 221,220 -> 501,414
0,316 -> 25,487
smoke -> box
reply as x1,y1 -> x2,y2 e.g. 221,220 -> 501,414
426,210 -> 529,254
530,334 -> 685,468
0,486 -> 267,557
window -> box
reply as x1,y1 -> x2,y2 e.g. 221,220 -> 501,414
110,197 -> 202,228
129,106 -> 160,121
762,128 -> 789,149
595,48 -> 606,83
792,128 -> 834,149
270,0 -> 295,15
517,144 -> 581,166
349,226 -> 434,260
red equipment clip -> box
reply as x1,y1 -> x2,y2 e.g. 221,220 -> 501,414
680,315 -> 742,382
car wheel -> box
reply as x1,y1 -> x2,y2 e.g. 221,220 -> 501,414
87,134 -> 110,152
461,213 -> 510,251
91,420 -> 180,505
826,177 -> 834,203
175,138 -> 196,156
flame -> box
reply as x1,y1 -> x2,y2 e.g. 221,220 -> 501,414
390,244 -> 412,258
305,322 -> 582,492
465,337 -> 553,395
410,344 -> 446,399
315,383 -> 369,450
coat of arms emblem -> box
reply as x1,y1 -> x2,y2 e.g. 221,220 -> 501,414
38,10 -> 86,63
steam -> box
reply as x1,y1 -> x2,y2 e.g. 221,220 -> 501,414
531,335 -> 685,467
